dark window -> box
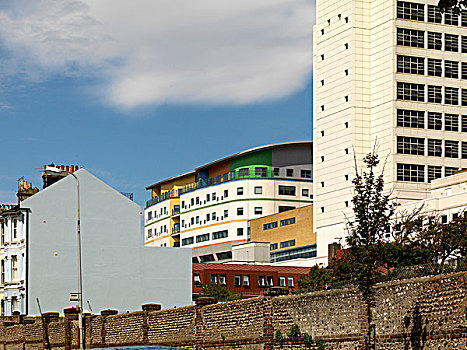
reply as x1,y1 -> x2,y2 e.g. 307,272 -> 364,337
279,206 -> 295,213
280,217 -> 296,226
237,207 -> 243,215
445,87 -> 459,105
273,168 -> 280,176
301,169 -> 312,178
445,60 -> 459,78
445,114 -> 459,131
428,5 -> 442,23
462,63 -> 467,79
278,185 -> 296,196
239,168 -> 249,176
397,136 -> 425,155
279,276 -> 286,287
462,12 -> 467,26
280,239 -> 296,249
462,115 -> 467,132
397,109 -> 424,128
219,274 -> 227,285
263,222 -> 278,230
397,163 -> 425,182
445,167 -> 459,177
445,140 -> 459,158
196,233 -> 210,243
258,275 -> 266,287
270,243 -> 278,250
212,230 -> 228,240
193,273 -> 201,285
428,139 -> 442,157
445,34 -> 459,52
398,82 -> 425,101
254,207 -> 263,215
462,36 -> 467,53
397,1 -> 424,21
234,274 -> 241,287
286,169 -> 294,177
462,89 -> 467,106
428,32 -> 442,50
428,85 -> 442,103
266,276 -> 274,287
254,186 -> 263,194
427,58 -> 442,77
224,189 -> 228,198
210,274 -> 218,284
255,167 -> 268,177
237,228 -> 244,236
445,8 -> 459,25
397,55 -> 424,74
462,142 -> 467,159
428,166 -> 442,182
182,237 -> 194,246
428,112 -> 442,130
397,28 -> 424,47
243,275 -> 250,287
206,194 -> 210,202
237,187 -> 243,195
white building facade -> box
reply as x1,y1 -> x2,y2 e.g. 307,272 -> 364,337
313,0 -> 467,259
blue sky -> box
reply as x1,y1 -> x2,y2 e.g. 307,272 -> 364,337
0,0 -> 314,206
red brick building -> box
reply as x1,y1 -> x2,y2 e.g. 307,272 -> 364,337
192,263 -> 310,299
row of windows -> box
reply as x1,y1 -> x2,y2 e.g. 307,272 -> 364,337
194,273 -> 295,288
147,225 -> 168,238
397,82 -> 467,105
397,110 -> 467,131
397,55 -> 467,80
397,163 -> 463,182
182,228 -> 244,246
397,28 -> 467,53
397,2 -> 467,27
263,217 -> 296,231
397,136 -> 467,158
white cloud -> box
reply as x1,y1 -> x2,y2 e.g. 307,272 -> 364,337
0,0 -> 314,110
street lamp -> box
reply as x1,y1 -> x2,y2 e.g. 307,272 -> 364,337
44,167 -> 84,350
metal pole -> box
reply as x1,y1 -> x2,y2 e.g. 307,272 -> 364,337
69,172 -> 84,350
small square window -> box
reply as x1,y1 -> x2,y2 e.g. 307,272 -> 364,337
273,168 -> 280,176
194,273 -> 201,285
254,207 -> 263,215
301,169 -> 312,178
237,228 -> 244,236
287,276 -> 294,287
286,169 -> 294,177
212,212 -> 217,220
279,276 -> 286,287
212,193 -> 217,200
254,186 -> 263,194
243,275 -> 250,287
237,207 -> 244,215
302,188 -> 309,196
210,274 -> 217,284
237,187 -> 244,195
224,189 -> 228,198
219,274 -> 226,285
224,210 -> 228,218
206,194 -> 210,202
206,213 -> 210,222
234,274 -> 241,287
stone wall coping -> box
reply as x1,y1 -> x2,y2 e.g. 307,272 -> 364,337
201,296 -> 265,310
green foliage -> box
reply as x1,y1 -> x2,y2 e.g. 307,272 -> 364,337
315,338 -> 325,350
286,324 -> 301,342
297,265 -> 334,293
275,330 -> 283,347
302,332 -> 313,348
221,334 -> 225,342
201,283 -> 240,302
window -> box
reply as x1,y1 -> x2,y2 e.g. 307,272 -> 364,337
237,228 -> 244,236
195,216 -> 199,224
224,209 -> 228,218
428,166 -> 442,182
182,237 -> 194,246
11,297 -> 18,312
258,275 -> 266,287
196,197 -> 200,205
428,139 -> 442,157
397,82 -> 424,101
462,36 -> 467,53
444,8 -> 459,25
224,189 -> 228,198
206,213 -> 210,222
445,61 -> 459,78
147,211 -> 152,221
210,274 -> 218,284
263,222 -> 278,230
193,273 -> 201,285
345,69 -> 349,76
397,1 -> 424,21
397,109 -> 424,128
301,169 -> 312,178
0,222 -> 3,246
266,276 -> 274,287
239,168 -> 249,176
243,275 -> 250,287
445,167 -> 458,177
196,233 -> 210,243
397,28 -> 424,47
302,188 -> 309,197
321,105 -> 325,111
190,198 -> 194,206
445,87 -> 459,105
428,85 -> 442,103
280,217 -> 296,227
286,169 -> 294,177
287,276 -> 294,288
445,114 -> 459,131
234,274 -> 241,287
462,12 -> 467,26
462,115 -> 467,132
11,256 -> 17,280
147,229 -> 152,238
462,142 -> 467,159
462,89 -> 467,106
270,243 -> 278,250
462,63 -> 467,79
255,167 -> 267,177
216,251 -> 231,261
181,201 -> 185,208
279,276 -> 286,287
212,212 -> 216,220
445,140 -> 459,158
254,186 -> 263,194
279,206 -> 295,213
445,34 -> 459,52
428,32 -> 442,50
397,55 -> 424,74
212,230 -> 228,239
13,219 -> 17,239
254,207 -> 263,215
219,274 -> 226,285
1,260 -> 4,285
191,217 -> 194,225
280,239 -> 296,248
206,194 -> 210,202
237,207 -> 244,215
397,163 -> 425,182
212,192 -> 216,201
278,185 -> 296,196
428,5 -> 442,23
427,58 -> 442,77
428,112 -> 442,130
237,187 -> 244,195
397,136 -> 424,155
273,168 -> 280,176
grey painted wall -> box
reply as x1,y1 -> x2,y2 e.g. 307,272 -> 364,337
22,169 -> 191,315
271,144 -> 313,167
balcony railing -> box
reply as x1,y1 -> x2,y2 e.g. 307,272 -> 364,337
172,226 -> 180,234
172,208 -> 180,216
